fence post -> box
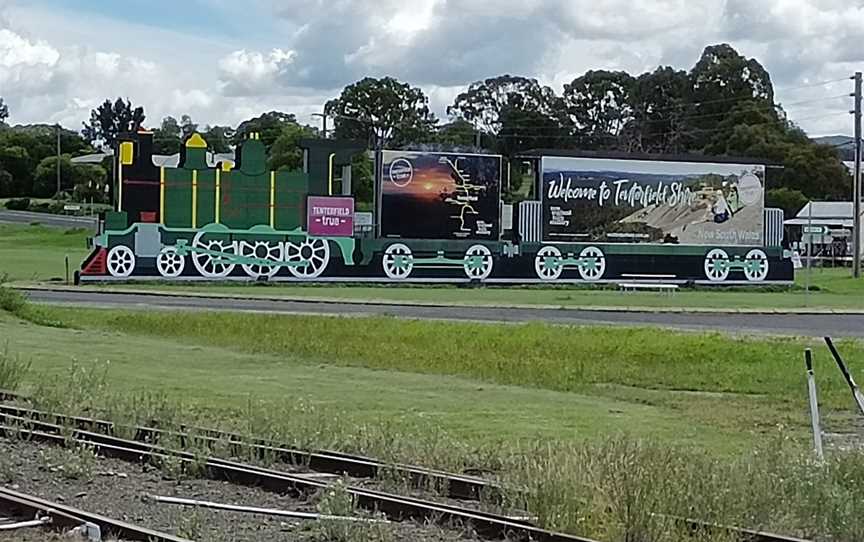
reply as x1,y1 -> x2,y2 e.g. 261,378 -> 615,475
805,349 -> 824,461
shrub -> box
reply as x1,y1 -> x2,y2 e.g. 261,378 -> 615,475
4,197 -> 30,210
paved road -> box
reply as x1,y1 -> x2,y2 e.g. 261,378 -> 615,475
0,210 -> 97,229
22,288 -> 864,338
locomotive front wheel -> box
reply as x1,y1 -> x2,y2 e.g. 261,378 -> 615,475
240,240 -> 284,280
704,248 -> 730,282
463,245 -> 493,280
578,246 -> 606,282
286,238 -> 330,279
156,247 -> 185,278
744,249 -> 769,282
191,232 -> 237,279
383,243 -> 413,280
106,245 -> 135,278
535,246 -> 563,281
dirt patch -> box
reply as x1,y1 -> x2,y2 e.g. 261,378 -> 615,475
0,438 -> 483,541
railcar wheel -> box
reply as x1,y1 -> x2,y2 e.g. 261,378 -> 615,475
578,246 -> 606,282
535,246 -> 563,281
107,245 -> 135,278
463,245 -> 493,280
383,243 -> 413,280
286,238 -> 330,279
744,249 -> 769,282
240,240 -> 284,279
704,248 -> 730,282
156,247 -> 185,278
191,232 -> 236,279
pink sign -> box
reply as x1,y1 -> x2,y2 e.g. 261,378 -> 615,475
307,196 -> 355,237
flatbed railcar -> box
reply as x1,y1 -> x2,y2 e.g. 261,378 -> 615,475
78,132 -> 793,284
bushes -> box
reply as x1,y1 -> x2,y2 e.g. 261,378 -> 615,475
4,197 -> 29,210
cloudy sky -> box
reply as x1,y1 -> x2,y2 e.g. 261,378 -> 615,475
0,0 -> 861,136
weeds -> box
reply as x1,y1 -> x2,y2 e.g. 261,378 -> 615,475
0,343 -> 30,391
304,478 -> 396,542
0,277 -> 66,328
38,443 -> 97,481
174,506 -> 205,540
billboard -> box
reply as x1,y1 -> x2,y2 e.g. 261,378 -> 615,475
307,196 -> 354,237
380,151 -> 501,240
541,156 -> 765,246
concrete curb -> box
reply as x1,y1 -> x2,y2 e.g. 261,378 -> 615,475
13,283 -> 864,316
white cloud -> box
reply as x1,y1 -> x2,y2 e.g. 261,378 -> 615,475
0,0 -> 861,137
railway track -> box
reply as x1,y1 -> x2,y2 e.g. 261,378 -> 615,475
0,486 -> 189,541
0,393 -> 813,542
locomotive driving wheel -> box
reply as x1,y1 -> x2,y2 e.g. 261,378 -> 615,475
285,238 -> 330,279
704,248 -> 730,282
577,246 -> 606,282
156,247 -> 185,278
383,243 -> 413,280
463,245 -> 493,280
191,232 -> 237,279
240,240 -> 284,280
535,246 -> 563,281
107,245 -> 135,278
744,249 -> 769,282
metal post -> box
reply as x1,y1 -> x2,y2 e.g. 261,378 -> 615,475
825,337 -> 864,417
807,202 -> 812,301
853,72 -> 862,278
805,349 -> 824,461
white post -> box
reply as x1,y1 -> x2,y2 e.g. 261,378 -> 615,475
805,349 -> 824,461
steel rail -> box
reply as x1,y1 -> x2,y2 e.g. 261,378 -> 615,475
0,486 -> 190,542
0,418 -> 596,542
0,392 -> 495,501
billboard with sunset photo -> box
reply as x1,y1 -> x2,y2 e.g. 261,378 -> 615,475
379,151 -> 502,239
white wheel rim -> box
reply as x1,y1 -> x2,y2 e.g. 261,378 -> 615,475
704,249 -> 730,282
464,245 -> 493,280
240,241 -> 284,279
744,249 -> 769,282
192,232 -> 236,279
383,243 -> 413,280
535,246 -> 563,281
156,247 -> 185,278
286,239 -> 330,279
578,246 -> 606,281
107,246 -> 135,278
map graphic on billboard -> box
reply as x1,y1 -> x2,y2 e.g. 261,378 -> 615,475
380,151 -> 501,240
541,156 -> 765,246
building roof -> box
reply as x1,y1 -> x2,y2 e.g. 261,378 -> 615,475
785,201 -> 857,227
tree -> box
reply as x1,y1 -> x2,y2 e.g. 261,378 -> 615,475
0,169 -> 13,197
0,145 -> 33,195
434,119 -> 479,148
563,70 -> 635,149
448,75 -> 569,156
201,125 -> 234,154
268,122 -> 316,171
0,98 -> 8,125
688,44 -> 775,148
180,115 -> 198,141
621,67 -> 694,154
152,116 -> 182,155
766,187 -> 808,218
82,98 -> 146,148
33,155 -> 74,198
448,75 -> 561,134
71,163 -> 109,203
233,111 -> 299,152
325,77 -> 437,148
351,153 -> 374,211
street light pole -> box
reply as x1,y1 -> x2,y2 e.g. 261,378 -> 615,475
853,72 -> 862,278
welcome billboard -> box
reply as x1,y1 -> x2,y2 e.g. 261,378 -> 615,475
380,151 -> 502,240
541,156 -> 765,246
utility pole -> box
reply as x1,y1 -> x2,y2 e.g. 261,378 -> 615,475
55,124 -> 61,198
853,72 -> 862,278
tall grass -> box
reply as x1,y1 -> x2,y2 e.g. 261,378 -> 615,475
0,343 -> 30,391
0,276 -> 65,327
64,309 -> 861,410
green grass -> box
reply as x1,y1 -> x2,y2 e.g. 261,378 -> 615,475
4,304 -> 862,453
0,225 -> 89,282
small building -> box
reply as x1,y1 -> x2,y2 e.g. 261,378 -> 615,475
784,201 -> 858,262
